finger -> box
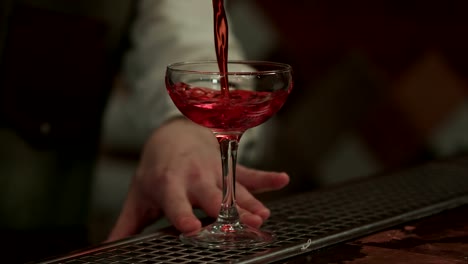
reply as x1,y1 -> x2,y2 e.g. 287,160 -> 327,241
236,166 -> 290,193
106,188 -> 159,242
238,208 -> 263,228
235,183 -> 270,220
191,182 -> 223,219
162,183 -> 202,234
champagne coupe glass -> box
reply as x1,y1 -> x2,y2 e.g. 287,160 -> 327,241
165,60 -> 293,249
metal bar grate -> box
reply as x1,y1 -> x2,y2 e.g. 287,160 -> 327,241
39,159 -> 468,264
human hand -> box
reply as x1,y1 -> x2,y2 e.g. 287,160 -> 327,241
107,118 -> 289,241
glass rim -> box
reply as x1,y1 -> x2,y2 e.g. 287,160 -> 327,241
166,60 -> 292,75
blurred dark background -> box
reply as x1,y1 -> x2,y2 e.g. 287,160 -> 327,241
249,0 -> 468,188
1,0 -> 468,263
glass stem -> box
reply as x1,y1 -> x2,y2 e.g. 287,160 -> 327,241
215,133 -> 242,224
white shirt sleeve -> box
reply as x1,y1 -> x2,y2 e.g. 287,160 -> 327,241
101,0 -> 262,164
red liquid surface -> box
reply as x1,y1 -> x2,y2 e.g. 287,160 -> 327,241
168,83 -> 289,132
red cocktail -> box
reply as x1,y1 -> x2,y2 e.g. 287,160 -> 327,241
166,60 -> 293,248
168,81 -> 289,132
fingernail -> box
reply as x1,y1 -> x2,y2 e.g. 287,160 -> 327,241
258,208 -> 270,220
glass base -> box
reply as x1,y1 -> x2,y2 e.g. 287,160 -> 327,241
180,221 -> 275,249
